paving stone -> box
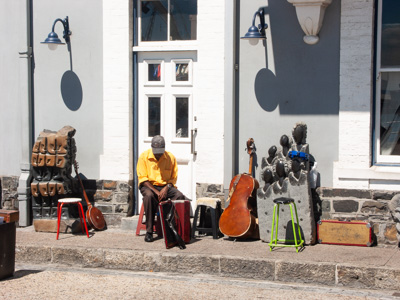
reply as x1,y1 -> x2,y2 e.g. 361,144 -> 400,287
337,265 -> 400,290
275,261 -> 336,285
52,247 -> 104,267
103,249 -> 159,271
220,257 -> 275,280
15,245 -> 52,264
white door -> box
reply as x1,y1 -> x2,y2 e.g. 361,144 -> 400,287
138,51 -> 197,212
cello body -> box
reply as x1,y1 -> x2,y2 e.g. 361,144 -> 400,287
219,138 -> 260,239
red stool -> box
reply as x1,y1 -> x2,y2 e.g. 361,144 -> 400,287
57,198 -> 89,240
136,202 -> 162,237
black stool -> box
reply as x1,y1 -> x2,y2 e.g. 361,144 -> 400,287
192,198 -> 222,239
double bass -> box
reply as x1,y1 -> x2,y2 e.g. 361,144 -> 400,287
219,138 -> 260,239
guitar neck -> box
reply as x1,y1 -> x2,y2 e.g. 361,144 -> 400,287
74,162 -> 92,208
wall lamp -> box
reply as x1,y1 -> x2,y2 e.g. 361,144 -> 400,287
241,8 -> 268,46
41,16 -> 71,50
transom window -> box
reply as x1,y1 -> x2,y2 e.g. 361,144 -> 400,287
375,0 -> 400,163
140,0 -> 197,42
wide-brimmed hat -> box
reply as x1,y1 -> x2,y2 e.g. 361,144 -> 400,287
151,135 -> 165,154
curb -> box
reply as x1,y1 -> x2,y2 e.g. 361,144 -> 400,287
15,245 -> 400,291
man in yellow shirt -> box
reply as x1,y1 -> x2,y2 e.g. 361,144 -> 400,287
137,135 -> 186,242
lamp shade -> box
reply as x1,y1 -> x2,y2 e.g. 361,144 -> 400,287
241,25 -> 266,40
41,31 -> 64,45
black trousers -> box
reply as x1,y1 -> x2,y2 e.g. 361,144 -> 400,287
139,184 -> 185,234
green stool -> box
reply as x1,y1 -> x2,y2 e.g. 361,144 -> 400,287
269,197 -> 304,252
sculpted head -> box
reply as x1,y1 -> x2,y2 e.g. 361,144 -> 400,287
280,135 -> 290,148
268,146 -> 277,158
292,122 -> 307,144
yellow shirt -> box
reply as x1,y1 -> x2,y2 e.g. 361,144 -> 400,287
136,148 -> 178,187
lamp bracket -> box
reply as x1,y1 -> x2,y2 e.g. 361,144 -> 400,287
52,16 -> 71,43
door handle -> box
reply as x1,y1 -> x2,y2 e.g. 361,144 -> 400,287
191,128 -> 197,155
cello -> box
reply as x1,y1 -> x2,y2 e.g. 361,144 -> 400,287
219,138 -> 260,239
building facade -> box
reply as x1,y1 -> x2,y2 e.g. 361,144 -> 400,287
1,1 -> 399,239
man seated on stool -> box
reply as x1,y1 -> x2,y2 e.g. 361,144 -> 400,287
137,135 -> 186,242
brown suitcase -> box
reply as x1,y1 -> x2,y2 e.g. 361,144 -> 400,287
0,210 -> 19,223
317,220 -> 372,247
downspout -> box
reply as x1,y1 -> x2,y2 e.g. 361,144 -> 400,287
223,0 -> 239,204
133,1 -> 139,214
17,0 -> 34,226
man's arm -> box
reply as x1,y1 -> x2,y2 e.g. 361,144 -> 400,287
142,181 -> 160,197
142,181 -> 170,202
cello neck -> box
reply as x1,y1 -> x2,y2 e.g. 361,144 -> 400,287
248,154 -> 253,175
246,138 -> 255,176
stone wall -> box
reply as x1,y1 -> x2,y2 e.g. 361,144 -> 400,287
0,176 -> 19,210
196,183 -> 225,207
315,188 -> 400,246
0,176 -> 131,227
80,179 -> 132,226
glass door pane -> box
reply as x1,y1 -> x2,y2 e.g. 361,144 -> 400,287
175,97 -> 189,138
148,97 -> 161,136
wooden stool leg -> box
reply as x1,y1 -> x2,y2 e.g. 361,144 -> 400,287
136,203 -> 145,236
77,202 -> 89,238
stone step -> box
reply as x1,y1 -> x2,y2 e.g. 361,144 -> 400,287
120,216 -> 140,231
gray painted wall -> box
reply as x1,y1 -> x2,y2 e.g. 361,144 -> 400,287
238,0 -> 340,187
33,1 -> 103,179
0,0 -> 29,176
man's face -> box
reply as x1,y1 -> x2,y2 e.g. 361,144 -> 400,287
153,152 -> 163,160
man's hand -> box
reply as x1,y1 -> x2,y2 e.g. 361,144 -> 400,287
158,185 -> 169,202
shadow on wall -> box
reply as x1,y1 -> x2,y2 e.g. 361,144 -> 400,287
59,41 -> 83,111
253,0 -> 340,115
61,70 -> 83,111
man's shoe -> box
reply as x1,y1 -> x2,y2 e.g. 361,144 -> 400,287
144,233 -> 154,242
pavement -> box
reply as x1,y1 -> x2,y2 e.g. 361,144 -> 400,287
14,220 -> 400,292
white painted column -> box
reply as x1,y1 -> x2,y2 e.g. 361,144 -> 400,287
101,0 -> 132,181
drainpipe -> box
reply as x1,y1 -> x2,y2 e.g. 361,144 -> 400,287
17,0 -> 34,226
133,1 -> 139,214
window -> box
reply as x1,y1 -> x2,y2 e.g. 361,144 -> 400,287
375,0 -> 400,163
140,0 -> 197,42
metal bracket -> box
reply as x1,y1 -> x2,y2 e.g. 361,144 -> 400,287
19,47 -> 33,58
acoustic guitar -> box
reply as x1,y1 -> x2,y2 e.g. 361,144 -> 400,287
73,161 -> 106,231
219,138 -> 260,239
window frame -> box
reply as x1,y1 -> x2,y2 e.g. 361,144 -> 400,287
373,0 -> 400,164
138,0 -> 197,46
